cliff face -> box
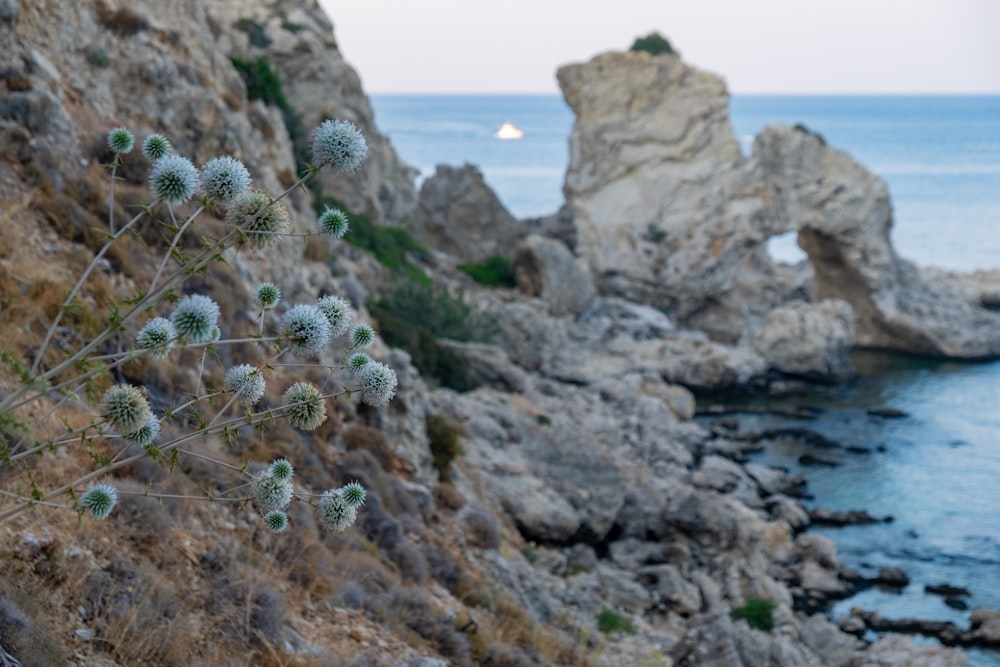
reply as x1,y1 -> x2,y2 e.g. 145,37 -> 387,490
557,50 -> 1000,359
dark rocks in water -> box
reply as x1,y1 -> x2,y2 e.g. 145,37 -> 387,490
837,615 -> 867,638
849,607 -> 1000,649
809,507 -> 893,527
867,407 -> 909,418
945,597 -> 969,611
871,566 -> 910,588
798,454 -> 840,467
845,445 -> 871,454
697,404 -> 822,420
749,427 -> 842,449
925,583 -> 971,597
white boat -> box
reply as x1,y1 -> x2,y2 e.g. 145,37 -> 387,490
494,121 -> 524,140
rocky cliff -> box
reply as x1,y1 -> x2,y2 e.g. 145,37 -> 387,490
557,50 -> 1000,360
0,3 -> 980,666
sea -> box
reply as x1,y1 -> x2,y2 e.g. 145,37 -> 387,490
370,93 -> 1000,665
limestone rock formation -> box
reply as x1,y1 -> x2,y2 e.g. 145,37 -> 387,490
413,163 -> 527,261
513,234 -> 595,317
752,299 -> 855,379
755,125 -> 1000,358
557,49 -> 1000,359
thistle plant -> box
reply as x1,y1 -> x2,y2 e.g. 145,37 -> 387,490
0,119 -> 395,537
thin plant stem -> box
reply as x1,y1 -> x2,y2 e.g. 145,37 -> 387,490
150,205 -> 204,292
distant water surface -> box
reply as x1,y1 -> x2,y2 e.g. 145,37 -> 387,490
370,93 -> 1000,666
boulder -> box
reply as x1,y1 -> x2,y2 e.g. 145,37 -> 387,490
413,163 -> 526,261
970,608 -> 1000,648
514,234 -> 595,317
853,634 -> 966,667
752,299 -> 855,380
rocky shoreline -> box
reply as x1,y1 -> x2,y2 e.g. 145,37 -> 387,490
1,1 -> 997,665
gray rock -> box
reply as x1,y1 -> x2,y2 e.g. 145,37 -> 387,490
514,234 -> 595,317
639,564 -> 702,616
435,339 -> 527,391
752,299 -> 855,379
413,163 -> 524,261
799,613 -> 862,667
970,608 -> 1000,648
853,634 -> 966,667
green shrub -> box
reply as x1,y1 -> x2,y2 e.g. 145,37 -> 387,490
458,255 -> 517,288
730,598 -> 776,632
368,281 -> 492,390
426,414 -> 463,479
85,44 -> 110,68
597,608 -> 636,635
630,32 -> 675,56
234,18 -> 271,48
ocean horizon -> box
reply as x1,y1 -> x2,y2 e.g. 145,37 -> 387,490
372,93 -> 1000,273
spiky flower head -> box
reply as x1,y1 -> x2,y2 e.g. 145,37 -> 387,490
136,317 -> 176,359
269,459 -> 294,482
209,325 -> 222,343
349,323 -> 375,349
311,119 -> 367,172
282,382 -> 327,430
340,482 -> 366,508
250,471 -> 293,516
226,189 -> 290,249
107,127 -> 134,154
358,361 -> 397,407
81,483 -> 118,520
141,134 -> 170,161
150,154 -> 199,204
347,352 -> 371,374
317,489 -> 357,532
264,510 -> 288,533
316,295 -> 353,337
282,304 -> 332,358
255,283 -> 281,311
171,294 -> 221,343
317,207 -> 349,239
101,384 -> 152,435
123,414 -> 160,449
200,156 -> 251,204
224,364 -> 266,406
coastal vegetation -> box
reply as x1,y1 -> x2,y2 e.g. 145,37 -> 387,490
629,31 -> 676,56
459,254 -> 518,288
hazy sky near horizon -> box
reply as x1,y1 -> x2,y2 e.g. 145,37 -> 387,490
318,0 -> 1000,94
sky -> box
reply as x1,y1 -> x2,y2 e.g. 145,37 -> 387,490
317,0 -> 1000,94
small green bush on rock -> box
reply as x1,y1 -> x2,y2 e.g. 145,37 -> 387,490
630,32 -> 676,56
458,255 -> 517,288
597,608 -> 636,635
730,597 -> 776,632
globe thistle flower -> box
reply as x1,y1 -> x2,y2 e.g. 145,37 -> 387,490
317,488 -> 357,532
81,483 -> 118,520
224,364 -> 266,406
123,414 -> 160,449
282,304 -> 332,358
101,384 -> 152,435
107,127 -> 134,154
349,323 -> 375,349
358,361 -> 397,407
316,295 -> 352,337
263,510 -> 288,533
170,294 -> 220,344
226,190 -> 290,249
340,482 -> 366,508
200,155 -> 251,204
282,382 -> 327,430
347,352 -> 371,374
141,133 -> 170,161
268,459 -> 294,482
317,207 -> 349,239
250,471 -> 293,516
311,119 -> 367,172
255,283 -> 281,311
136,317 -> 176,359
209,325 -> 222,343
150,154 -> 200,204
